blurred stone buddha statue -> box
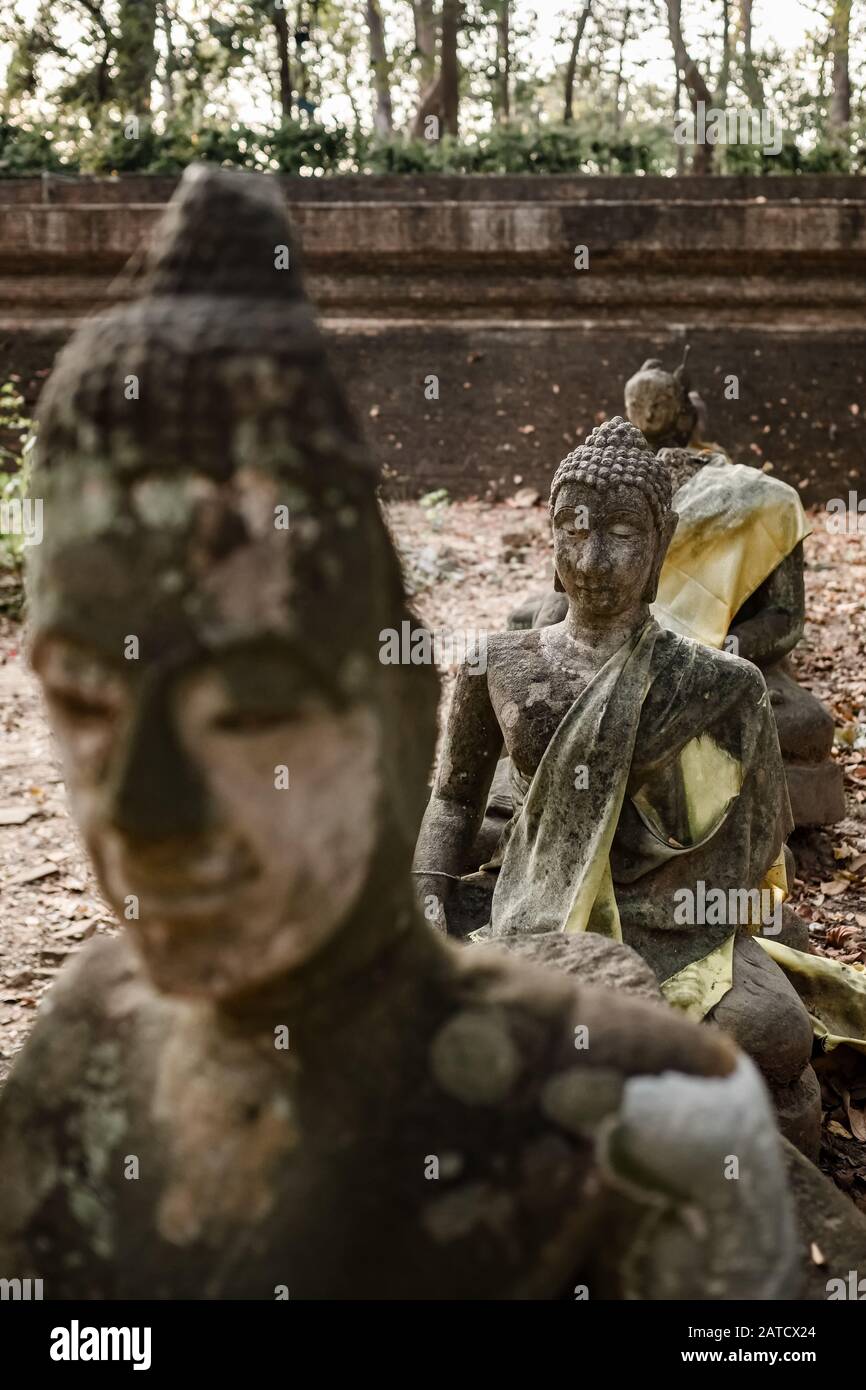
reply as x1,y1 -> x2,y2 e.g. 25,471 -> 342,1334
415,418 -> 821,1155
0,167 -> 801,1301
510,352 -> 843,830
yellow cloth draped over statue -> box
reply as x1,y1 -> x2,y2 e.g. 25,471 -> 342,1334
650,462 -> 866,1054
653,460 -> 811,650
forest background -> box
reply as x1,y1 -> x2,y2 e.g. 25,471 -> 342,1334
0,1 -> 864,177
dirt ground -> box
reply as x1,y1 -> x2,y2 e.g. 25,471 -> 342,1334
1,498 -> 865,1204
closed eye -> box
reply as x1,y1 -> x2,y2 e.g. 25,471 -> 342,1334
46,687 -> 117,721
609,524 -> 641,538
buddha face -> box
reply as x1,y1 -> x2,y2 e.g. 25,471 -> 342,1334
552,481 -> 661,622
29,514 -> 382,1002
624,372 -> 681,443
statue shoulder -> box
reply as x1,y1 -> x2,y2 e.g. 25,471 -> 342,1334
481,626 -> 545,676
0,933 -> 164,1122
0,933 -> 161,1271
29,931 -> 151,1033
651,628 -> 768,700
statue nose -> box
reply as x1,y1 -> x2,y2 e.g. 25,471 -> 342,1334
108,682 -> 214,845
578,531 -> 612,575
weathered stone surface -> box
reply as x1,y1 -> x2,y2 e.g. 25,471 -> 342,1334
778,905 -> 812,953
1,175 -> 864,502
772,1066 -> 823,1163
784,762 -> 848,828
492,932 -> 663,1000
783,1138 -> 866,1299
708,936 -> 815,1088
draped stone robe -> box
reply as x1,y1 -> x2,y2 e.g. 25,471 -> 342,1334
486,621 -> 791,1005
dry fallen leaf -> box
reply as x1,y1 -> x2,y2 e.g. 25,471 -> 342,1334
507,487 -> 541,509
2,861 -> 60,889
828,1120 -> 854,1140
0,806 -> 38,826
821,880 -> 849,897
826,924 -> 861,948
842,1091 -> 866,1142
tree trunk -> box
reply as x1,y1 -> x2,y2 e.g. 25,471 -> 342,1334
115,0 -> 158,113
411,0 -> 438,135
366,0 -> 393,136
829,0 -> 852,128
737,0 -> 763,107
295,1 -> 308,107
496,1 -> 510,120
666,0 -> 715,173
563,0 -> 593,124
718,0 -> 730,105
413,0 -> 437,84
159,1 -> 175,116
440,0 -> 461,137
272,2 -> 294,121
613,6 -> 631,132
674,59 -> 686,174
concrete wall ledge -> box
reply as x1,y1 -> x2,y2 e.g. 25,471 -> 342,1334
0,174 -> 863,500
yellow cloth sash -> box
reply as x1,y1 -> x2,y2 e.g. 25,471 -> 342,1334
489,622 -> 660,942
757,939 -> 866,1056
661,932 -> 737,1020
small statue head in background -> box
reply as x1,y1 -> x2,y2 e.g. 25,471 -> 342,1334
624,348 -> 697,449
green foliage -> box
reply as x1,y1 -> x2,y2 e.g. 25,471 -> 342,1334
419,488 -> 450,509
3,109 -> 865,178
0,380 -> 32,471
0,379 -> 34,582
360,122 -> 665,174
718,125 -> 866,176
0,118 -> 76,174
2,0 -> 865,181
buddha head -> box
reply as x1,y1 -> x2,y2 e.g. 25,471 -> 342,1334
27,166 -> 438,1003
549,417 -> 677,622
624,351 -> 697,449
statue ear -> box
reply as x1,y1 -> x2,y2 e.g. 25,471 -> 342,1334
553,568 -> 565,593
643,510 -> 679,604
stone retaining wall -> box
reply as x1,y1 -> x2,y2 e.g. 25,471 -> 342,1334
0,174 -> 864,502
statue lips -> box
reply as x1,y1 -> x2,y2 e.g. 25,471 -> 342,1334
571,584 -> 621,608
134,878 -> 254,926
117,846 -> 258,926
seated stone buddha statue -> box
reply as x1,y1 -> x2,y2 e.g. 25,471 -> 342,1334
0,166 -> 802,1300
510,353 -> 844,829
415,417 -> 821,1155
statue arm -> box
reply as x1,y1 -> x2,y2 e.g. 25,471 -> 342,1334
729,543 -> 805,667
413,660 -> 503,906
